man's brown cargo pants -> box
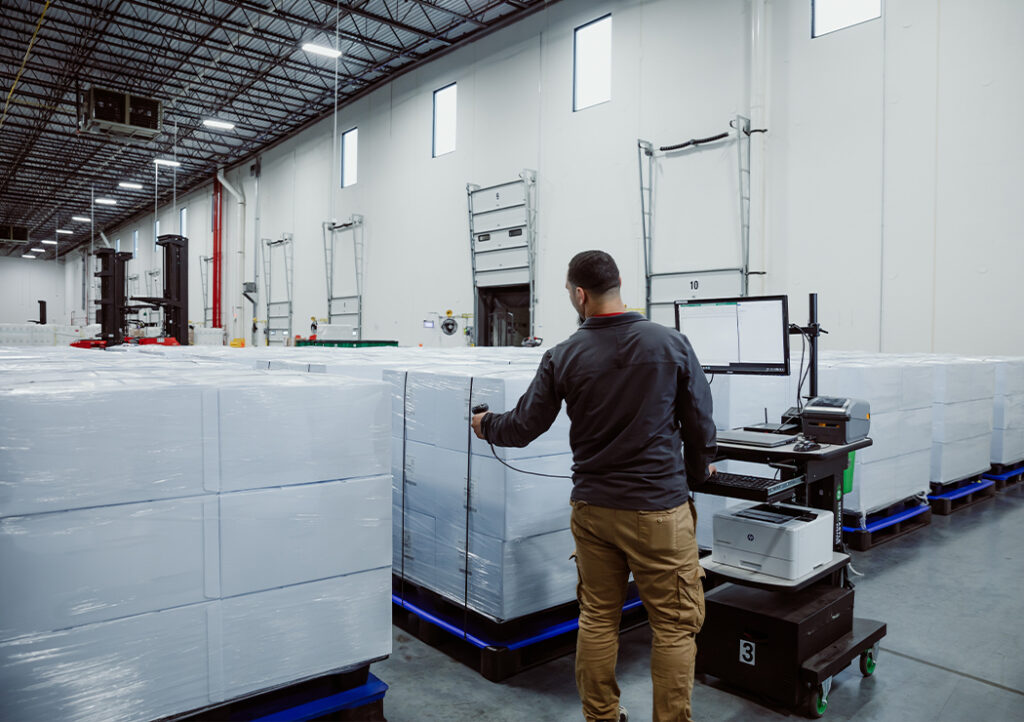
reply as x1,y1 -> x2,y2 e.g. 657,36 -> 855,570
571,499 -> 706,722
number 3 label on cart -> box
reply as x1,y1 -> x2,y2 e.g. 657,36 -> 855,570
739,639 -> 756,666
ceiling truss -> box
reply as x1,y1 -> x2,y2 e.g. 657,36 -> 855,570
0,0 -> 552,259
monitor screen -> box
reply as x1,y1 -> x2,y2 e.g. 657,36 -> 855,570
674,295 -> 790,375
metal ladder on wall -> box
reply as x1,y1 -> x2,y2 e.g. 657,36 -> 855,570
144,268 -> 163,331
638,115 -> 759,325
199,256 -> 213,326
322,215 -> 364,339
262,234 -> 294,345
466,170 -> 537,345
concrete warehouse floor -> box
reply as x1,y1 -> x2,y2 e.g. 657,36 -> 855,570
374,485 -> 1024,721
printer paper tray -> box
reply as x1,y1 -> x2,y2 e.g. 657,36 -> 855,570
702,552 -> 849,592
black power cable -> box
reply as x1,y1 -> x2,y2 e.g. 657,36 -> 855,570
471,404 -> 573,479
659,132 -> 729,152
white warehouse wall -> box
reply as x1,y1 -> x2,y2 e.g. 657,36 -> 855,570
766,0 -> 1024,354
105,0 -> 1023,354
0,256 -> 65,324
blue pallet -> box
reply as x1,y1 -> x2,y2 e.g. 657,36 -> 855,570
928,479 -> 994,502
251,673 -> 387,722
393,593 -> 644,651
842,503 -> 930,535
983,467 -> 1023,481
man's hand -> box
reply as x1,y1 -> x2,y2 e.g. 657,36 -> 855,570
471,411 -> 490,440
708,464 -> 718,477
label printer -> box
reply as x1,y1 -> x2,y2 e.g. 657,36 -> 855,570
712,503 -> 833,580
800,396 -> 871,445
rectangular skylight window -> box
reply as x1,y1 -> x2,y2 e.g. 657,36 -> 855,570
433,83 -> 457,157
342,127 -> 358,187
812,0 -> 881,37
574,15 -> 612,111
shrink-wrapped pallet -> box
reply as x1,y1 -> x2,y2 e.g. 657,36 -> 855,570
0,351 -> 393,722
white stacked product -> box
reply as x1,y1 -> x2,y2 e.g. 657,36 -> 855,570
913,356 -> 995,484
816,353 -> 934,517
0,352 -> 392,722
390,365 -> 576,621
987,357 -> 1024,466
695,372 -> 797,548
0,323 -> 95,346
193,326 -> 225,345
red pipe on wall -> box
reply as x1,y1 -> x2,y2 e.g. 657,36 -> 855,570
212,177 -> 223,329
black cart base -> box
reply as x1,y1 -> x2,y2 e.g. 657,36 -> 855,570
696,581 -> 885,718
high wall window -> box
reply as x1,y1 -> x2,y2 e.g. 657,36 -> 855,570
432,83 -> 457,157
342,127 -> 358,187
115,238 -> 121,252
573,15 -> 612,111
812,0 -> 881,37
179,207 -> 187,235
132,229 -> 138,258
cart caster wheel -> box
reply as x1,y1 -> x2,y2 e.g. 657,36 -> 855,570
860,649 -> 877,677
803,685 -> 828,718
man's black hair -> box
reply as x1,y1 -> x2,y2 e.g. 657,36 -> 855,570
567,251 -> 621,295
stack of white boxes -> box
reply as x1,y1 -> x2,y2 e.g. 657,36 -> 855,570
817,353 -> 934,517
695,372 -> 796,548
0,356 -> 392,722
0,323 -> 96,346
916,356 -> 995,484
390,366 -> 577,621
988,358 -> 1024,466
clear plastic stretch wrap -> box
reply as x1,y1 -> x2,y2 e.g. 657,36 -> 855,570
390,366 -> 577,622
914,356 -> 995,482
0,351 -> 393,722
813,354 -> 936,515
987,358 -> 1024,464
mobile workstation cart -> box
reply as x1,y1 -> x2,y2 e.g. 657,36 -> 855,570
692,294 -> 887,718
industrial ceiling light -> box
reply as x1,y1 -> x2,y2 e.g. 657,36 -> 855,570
72,216 -> 91,222
95,198 -> 117,205
202,119 -> 235,130
42,240 -> 58,245
55,229 -> 72,235
31,247 -> 45,253
153,158 -> 181,167
302,42 -> 341,59
118,181 -> 143,189
21,254 -> 36,259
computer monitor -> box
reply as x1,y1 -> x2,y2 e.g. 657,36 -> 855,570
674,295 -> 790,375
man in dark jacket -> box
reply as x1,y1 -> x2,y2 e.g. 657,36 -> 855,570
472,250 -> 717,722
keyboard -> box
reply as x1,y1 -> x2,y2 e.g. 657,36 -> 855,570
716,429 -> 793,447
700,472 -> 804,502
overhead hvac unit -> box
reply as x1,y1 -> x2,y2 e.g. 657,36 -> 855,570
0,225 -> 30,244
80,87 -> 163,140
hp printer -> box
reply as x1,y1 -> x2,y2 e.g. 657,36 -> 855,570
712,503 -> 833,580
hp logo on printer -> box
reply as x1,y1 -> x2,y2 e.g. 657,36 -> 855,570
747,533 -> 755,542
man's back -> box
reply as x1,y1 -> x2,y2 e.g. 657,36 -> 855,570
550,312 -> 715,510
483,311 -> 716,511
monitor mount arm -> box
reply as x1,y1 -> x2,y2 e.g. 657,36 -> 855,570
789,292 -> 828,399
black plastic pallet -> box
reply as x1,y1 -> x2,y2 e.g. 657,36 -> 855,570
988,459 -> 1024,476
393,576 -> 648,682
985,461 -> 1024,491
842,497 -> 932,551
165,665 -> 387,721
928,475 -> 996,515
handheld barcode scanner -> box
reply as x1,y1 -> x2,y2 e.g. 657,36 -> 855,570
470,403 -> 571,479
